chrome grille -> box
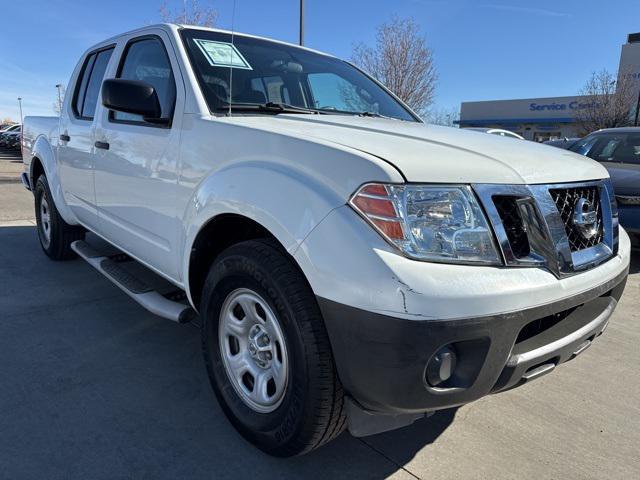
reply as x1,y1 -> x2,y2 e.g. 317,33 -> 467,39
474,180 -> 617,278
493,196 -> 530,258
549,186 -> 603,252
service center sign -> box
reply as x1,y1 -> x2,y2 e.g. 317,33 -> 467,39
460,95 -> 590,121
529,100 -> 595,112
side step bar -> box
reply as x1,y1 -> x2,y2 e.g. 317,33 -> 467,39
71,240 -> 196,324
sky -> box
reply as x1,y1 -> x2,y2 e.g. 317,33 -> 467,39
1,0 -> 640,121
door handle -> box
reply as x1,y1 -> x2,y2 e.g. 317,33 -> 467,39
94,141 -> 110,150
59,134 -> 70,142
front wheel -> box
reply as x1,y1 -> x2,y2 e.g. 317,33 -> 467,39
34,175 -> 84,260
200,239 -> 346,456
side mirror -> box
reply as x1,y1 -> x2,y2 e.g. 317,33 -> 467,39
101,79 -> 164,122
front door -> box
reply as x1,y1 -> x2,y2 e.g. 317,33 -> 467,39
93,31 -> 184,280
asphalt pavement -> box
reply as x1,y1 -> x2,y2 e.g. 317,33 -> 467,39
1,147 -> 639,479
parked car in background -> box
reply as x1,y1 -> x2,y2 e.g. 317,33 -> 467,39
0,123 -> 18,131
6,131 -> 21,150
544,137 -> 581,150
0,125 -> 21,147
464,127 -> 525,140
0,124 -> 22,146
569,128 -> 640,238
21,23 -> 630,456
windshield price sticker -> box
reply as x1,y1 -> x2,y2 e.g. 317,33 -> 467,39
194,39 -> 253,70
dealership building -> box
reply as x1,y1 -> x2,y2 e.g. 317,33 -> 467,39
458,33 -> 640,142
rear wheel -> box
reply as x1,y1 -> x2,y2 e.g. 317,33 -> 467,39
34,175 -> 84,260
200,239 -> 346,456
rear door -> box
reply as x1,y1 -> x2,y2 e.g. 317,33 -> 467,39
58,46 -> 114,228
93,31 -> 184,280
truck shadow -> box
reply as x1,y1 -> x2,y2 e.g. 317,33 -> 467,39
358,407 -> 458,465
0,224 -> 456,480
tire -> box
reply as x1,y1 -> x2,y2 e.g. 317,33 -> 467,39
200,239 -> 346,456
34,175 -> 85,260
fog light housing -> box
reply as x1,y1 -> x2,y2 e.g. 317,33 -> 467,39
426,345 -> 457,387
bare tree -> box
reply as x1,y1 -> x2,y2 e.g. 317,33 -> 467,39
2,117 -> 16,125
427,107 -> 459,127
351,17 -> 437,116
574,69 -> 636,135
53,85 -> 66,115
159,0 -> 217,27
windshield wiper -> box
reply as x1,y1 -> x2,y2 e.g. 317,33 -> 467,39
357,111 -> 393,119
218,102 -> 322,115
312,107 -> 397,120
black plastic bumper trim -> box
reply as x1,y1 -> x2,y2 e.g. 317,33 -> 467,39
318,266 -> 628,415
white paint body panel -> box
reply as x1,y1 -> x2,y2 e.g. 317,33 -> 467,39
21,23 -> 629,320
294,206 -> 631,320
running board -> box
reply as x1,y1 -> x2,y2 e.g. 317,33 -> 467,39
71,240 -> 196,324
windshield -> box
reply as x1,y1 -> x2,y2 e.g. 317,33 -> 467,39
570,132 -> 640,165
180,28 -> 418,121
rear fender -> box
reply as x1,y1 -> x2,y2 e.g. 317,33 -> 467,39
30,135 -> 77,225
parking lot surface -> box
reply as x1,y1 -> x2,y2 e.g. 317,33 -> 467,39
1,148 -> 639,479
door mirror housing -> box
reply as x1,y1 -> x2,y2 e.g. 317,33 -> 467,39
101,79 -> 166,123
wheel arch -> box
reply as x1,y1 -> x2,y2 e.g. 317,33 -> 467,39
179,160 -> 352,310
30,156 -> 45,186
29,136 -> 77,225
187,213 -> 296,310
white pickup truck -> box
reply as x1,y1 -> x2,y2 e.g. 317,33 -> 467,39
22,24 -> 630,456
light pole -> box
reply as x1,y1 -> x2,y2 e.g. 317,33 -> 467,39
56,84 -> 63,113
17,97 -> 23,125
299,0 -> 304,46
635,87 -> 640,126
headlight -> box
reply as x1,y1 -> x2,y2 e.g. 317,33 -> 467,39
350,183 -> 501,265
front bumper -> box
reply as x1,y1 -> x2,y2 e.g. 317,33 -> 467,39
318,267 -> 628,416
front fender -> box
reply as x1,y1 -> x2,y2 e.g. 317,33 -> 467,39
30,135 -> 77,225
180,160 -> 347,293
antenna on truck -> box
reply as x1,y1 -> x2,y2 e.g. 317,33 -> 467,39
228,0 -> 237,117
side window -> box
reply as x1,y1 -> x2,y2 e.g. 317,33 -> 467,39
596,138 -> 623,160
74,53 -> 96,117
73,48 -> 114,120
569,135 -> 599,157
113,37 -> 176,125
612,134 -> 640,164
82,49 -> 114,119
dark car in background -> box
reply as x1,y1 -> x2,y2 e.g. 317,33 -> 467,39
0,124 -> 21,147
569,128 -> 640,240
6,132 -> 21,150
544,137 -> 581,150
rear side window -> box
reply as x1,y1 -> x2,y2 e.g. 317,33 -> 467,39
112,36 -> 176,125
73,47 -> 114,120
74,54 -> 96,116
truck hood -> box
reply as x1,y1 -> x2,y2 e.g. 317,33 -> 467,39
229,115 -> 608,184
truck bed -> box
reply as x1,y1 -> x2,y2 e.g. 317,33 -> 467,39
22,116 -> 59,165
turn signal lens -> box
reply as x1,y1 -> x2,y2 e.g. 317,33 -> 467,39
351,195 -> 396,218
350,183 -> 406,241
371,218 -> 405,240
